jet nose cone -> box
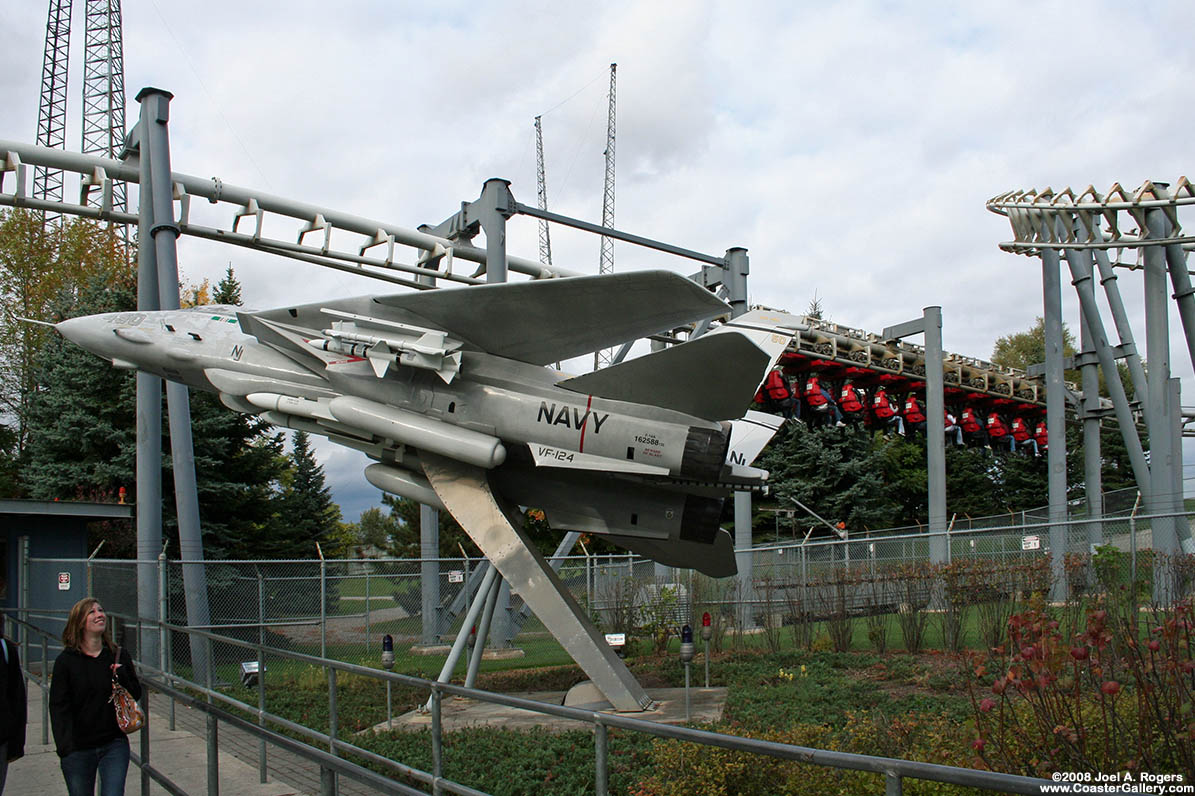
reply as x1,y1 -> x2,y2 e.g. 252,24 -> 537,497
56,314 -> 114,356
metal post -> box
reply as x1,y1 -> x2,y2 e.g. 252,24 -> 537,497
257,568 -> 267,782
923,307 -> 947,564
594,720 -> 609,796
464,573 -> 501,689
420,506 -> 440,647
734,491 -> 754,630
683,662 -> 691,722
328,667 -> 338,754
204,630 -> 218,796
431,689 -> 443,796
1091,244 -> 1149,407
136,87 -> 211,683
1040,246 -> 1068,602
135,125 -> 162,670
477,178 -> 513,285
364,566 -> 370,651
320,556 -> 327,659
158,552 -> 168,690
1144,207 -> 1180,603
140,688 -> 150,796
886,771 -> 904,796
40,637 -> 48,746
206,712 -> 219,796
723,247 -> 750,318
425,565 -> 499,711
1062,244 -> 1151,497
18,537 -> 28,652
1079,314 -> 1102,550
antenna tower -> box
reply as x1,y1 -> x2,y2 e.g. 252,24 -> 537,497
32,0 -> 129,221
596,62 -> 617,368
534,115 -> 552,266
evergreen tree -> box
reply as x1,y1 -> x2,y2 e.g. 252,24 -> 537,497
21,272 -> 138,553
212,264 -> 242,305
175,392 -> 287,560
0,211 -> 130,471
273,431 -> 341,558
757,424 -> 897,532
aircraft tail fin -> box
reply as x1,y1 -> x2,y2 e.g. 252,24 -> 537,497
727,410 -> 784,467
556,309 -> 804,422
557,331 -> 770,421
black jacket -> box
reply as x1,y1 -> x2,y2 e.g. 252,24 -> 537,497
49,646 -> 141,758
0,638 -> 26,761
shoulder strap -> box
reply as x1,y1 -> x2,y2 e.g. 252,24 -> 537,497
1,638 -> 6,665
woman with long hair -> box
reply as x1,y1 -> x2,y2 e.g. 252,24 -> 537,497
49,598 -> 141,796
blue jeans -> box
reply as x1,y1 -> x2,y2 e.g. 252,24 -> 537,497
61,736 -> 130,796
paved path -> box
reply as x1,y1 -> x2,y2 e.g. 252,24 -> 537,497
8,683 -> 306,795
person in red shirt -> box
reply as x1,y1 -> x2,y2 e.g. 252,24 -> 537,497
986,411 -> 1014,452
871,387 -> 904,436
1011,416 -> 1038,457
1034,419 -> 1048,454
960,406 -> 987,448
903,394 -> 927,438
756,368 -> 796,420
805,374 -> 845,427
839,380 -> 865,426
944,409 -> 963,446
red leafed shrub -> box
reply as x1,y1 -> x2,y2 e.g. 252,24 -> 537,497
969,600 -> 1195,780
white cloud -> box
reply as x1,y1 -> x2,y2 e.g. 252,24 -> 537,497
5,0 -> 1195,511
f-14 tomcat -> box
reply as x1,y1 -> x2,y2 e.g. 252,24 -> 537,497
59,270 -> 792,578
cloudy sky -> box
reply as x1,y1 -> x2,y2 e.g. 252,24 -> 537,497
3,1 -> 1195,521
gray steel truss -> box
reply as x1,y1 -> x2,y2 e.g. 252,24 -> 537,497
989,180 -> 1195,601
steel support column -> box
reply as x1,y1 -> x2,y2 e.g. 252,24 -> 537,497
733,491 -> 754,630
1040,246 -> 1068,601
922,307 -> 947,564
1079,313 -> 1102,549
134,131 -> 161,666
1061,245 -> 1151,498
1144,207 -> 1180,603
136,87 -> 210,681
419,504 -> 440,646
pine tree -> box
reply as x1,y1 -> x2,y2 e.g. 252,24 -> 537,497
0,211 -> 130,466
757,424 -> 897,532
22,272 -> 138,553
212,264 -> 242,305
274,431 -> 341,558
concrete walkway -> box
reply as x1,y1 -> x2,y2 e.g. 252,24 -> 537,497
7,683 -> 306,795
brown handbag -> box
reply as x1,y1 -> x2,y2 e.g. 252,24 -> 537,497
109,647 -> 144,734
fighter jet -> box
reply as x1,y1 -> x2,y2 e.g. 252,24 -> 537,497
56,270 -> 793,576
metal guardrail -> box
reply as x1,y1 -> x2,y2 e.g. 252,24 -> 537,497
8,609 -> 1151,796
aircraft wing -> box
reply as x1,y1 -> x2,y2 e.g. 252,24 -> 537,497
373,270 -> 728,365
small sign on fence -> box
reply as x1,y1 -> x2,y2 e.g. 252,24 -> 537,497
447,570 -> 464,584
57,572 -> 70,591
604,633 -> 626,648
1021,535 -> 1041,551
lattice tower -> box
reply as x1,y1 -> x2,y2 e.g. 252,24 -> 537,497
596,63 -> 617,368
33,0 -> 72,216
80,0 -> 127,216
534,115 -> 552,266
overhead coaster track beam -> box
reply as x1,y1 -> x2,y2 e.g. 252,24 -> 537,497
0,140 -> 575,287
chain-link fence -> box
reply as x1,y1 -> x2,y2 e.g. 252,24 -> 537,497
22,510 -> 1193,681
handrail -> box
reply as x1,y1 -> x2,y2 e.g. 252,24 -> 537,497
109,614 -> 1087,795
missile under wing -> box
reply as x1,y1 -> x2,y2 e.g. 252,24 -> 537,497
56,270 -> 797,577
